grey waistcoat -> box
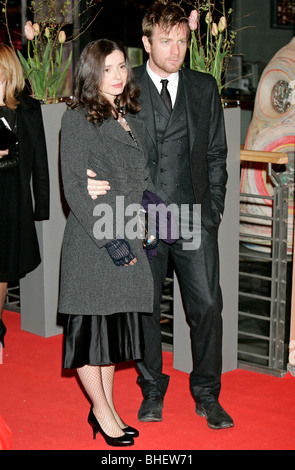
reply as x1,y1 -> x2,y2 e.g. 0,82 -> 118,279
149,78 -> 195,207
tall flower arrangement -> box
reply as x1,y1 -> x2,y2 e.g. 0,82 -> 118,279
1,0 -> 101,101
19,19 -> 72,101
183,1 -> 237,94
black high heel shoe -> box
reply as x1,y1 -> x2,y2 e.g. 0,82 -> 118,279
122,425 -> 139,438
88,407 -> 134,447
0,320 -> 6,348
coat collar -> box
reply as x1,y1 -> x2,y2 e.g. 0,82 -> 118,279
99,113 -> 145,152
136,69 -> 157,147
136,65 -> 204,152
16,93 -> 41,111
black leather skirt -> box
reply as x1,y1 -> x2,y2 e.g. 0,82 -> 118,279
63,312 -> 144,369
0,171 -> 20,282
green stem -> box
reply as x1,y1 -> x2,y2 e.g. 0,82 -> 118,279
212,34 -> 222,87
206,21 -> 210,62
27,39 -> 31,63
32,37 -> 41,70
53,43 -> 63,98
190,31 -> 197,70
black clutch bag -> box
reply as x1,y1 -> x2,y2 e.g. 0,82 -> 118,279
0,118 -> 18,150
0,117 -> 19,171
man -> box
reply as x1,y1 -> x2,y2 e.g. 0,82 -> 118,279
88,0 -> 233,430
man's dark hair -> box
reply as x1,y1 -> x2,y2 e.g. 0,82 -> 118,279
142,0 -> 190,42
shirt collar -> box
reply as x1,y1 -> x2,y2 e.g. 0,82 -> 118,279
146,60 -> 179,93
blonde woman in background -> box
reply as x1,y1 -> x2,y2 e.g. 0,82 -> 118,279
0,44 -> 49,351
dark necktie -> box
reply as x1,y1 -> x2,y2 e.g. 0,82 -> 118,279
160,79 -> 172,113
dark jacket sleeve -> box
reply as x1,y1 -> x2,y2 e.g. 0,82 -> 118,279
17,94 -> 50,221
32,102 -> 50,221
207,78 -> 228,222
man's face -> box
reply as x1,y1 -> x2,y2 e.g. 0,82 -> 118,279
142,23 -> 188,78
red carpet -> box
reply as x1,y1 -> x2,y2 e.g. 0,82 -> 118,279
0,310 -> 295,451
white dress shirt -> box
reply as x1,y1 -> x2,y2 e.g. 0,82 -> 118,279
146,61 -> 179,108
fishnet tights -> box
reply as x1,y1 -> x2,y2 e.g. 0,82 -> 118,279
77,364 -> 127,438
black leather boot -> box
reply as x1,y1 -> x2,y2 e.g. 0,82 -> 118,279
191,384 -> 234,429
138,389 -> 164,422
137,374 -> 169,422
195,398 -> 234,430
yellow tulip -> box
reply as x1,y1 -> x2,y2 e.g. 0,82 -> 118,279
211,23 -> 218,36
58,31 -> 66,44
218,16 -> 227,33
32,23 -> 40,36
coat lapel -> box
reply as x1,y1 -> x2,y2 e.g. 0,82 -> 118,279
168,72 -> 185,128
99,116 -> 138,150
181,68 -> 203,153
125,114 -> 146,152
137,70 -> 158,148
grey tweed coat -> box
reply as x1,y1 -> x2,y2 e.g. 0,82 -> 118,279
58,108 -> 154,316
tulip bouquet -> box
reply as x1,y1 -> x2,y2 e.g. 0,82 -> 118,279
183,0 -> 237,93
17,19 -> 72,101
1,0 -> 101,101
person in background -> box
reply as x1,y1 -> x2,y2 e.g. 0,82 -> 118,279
59,39 -> 155,447
0,44 -> 49,352
87,0 -> 234,430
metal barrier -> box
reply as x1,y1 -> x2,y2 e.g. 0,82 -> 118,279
238,150 -> 290,376
160,276 -> 174,351
4,282 -> 20,313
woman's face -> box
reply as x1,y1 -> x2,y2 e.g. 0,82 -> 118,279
0,69 -> 7,86
100,50 -> 128,104
0,68 -> 6,81
0,69 -> 7,103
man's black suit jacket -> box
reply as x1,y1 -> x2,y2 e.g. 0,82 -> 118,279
133,64 -> 228,233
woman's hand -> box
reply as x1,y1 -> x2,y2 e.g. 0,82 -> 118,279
125,257 -> 137,266
105,239 -> 137,267
87,169 -> 110,199
0,149 -> 8,159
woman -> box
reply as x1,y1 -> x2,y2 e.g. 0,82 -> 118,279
0,44 -> 49,351
59,39 -> 154,447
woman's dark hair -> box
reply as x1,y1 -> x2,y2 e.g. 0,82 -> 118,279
70,39 -> 141,124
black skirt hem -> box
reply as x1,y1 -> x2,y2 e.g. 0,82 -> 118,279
63,312 -> 144,369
